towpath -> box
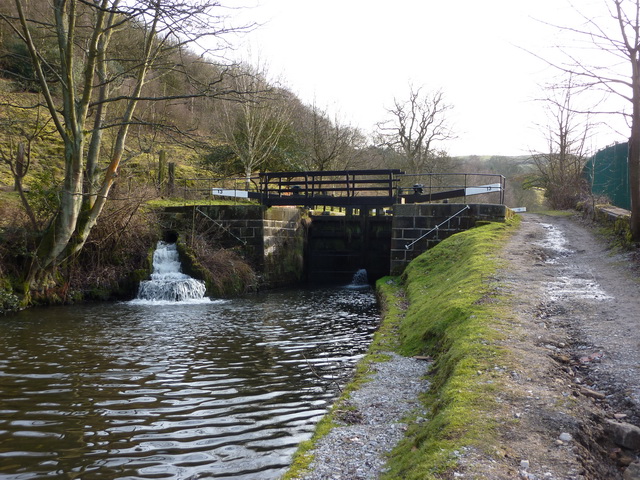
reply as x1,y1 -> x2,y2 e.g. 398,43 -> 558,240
289,212 -> 640,479
457,212 -> 640,479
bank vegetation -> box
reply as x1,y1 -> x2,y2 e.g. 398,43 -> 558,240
285,218 -> 519,479
0,1 -> 545,311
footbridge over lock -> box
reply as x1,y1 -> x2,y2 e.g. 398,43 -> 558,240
210,169 -> 505,209
169,170 -> 510,285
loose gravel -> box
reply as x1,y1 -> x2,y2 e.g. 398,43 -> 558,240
292,353 -> 430,480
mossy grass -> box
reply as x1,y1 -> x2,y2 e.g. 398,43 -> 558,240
371,276 -> 406,353
146,198 -> 259,208
379,217 -> 520,479
283,218 -> 520,479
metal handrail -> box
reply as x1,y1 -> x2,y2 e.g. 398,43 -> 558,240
195,207 -> 247,245
176,171 -> 506,206
404,205 -> 471,250
397,173 -> 505,204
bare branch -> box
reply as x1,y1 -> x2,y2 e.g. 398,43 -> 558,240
376,85 -> 455,175
532,0 -> 640,238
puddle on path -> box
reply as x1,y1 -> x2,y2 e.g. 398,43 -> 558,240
536,223 -> 573,263
547,276 -> 613,301
536,222 -> 613,302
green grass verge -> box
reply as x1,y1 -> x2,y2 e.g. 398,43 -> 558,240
282,217 -> 520,479
146,198 -> 259,208
380,217 -> 520,479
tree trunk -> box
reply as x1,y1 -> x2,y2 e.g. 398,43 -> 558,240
168,162 -> 175,196
630,53 -> 640,241
629,125 -> 640,240
245,166 -> 252,192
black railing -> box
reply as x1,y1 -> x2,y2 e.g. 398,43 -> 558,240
258,169 -> 404,206
174,171 -> 506,207
396,173 -> 505,205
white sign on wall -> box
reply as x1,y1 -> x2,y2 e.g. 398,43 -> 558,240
211,189 -> 249,198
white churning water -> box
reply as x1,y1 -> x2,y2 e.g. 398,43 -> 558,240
351,268 -> 369,285
133,241 -> 209,304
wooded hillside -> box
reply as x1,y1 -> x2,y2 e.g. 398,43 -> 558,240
0,0 -> 540,310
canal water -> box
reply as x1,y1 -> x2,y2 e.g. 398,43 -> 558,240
0,285 -> 379,479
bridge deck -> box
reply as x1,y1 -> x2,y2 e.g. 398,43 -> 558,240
257,169 -> 401,207
249,170 -> 505,207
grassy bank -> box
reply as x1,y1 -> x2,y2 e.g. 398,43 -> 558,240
380,217 -> 519,478
284,217 -> 519,479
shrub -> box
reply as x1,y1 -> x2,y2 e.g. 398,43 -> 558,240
180,234 -> 257,297
68,185 -> 160,299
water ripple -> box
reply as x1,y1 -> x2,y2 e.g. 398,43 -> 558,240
0,286 -> 378,479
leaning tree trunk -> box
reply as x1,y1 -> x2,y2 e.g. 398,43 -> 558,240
629,122 -> 640,241
630,53 -> 640,242
28,141 -> 85,285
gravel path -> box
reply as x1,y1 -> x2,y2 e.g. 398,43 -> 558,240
506,214 -> 640,422
291,353 -> 430,480
289,212 -> 640,480
464,212 -> 640,479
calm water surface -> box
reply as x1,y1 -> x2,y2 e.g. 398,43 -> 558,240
0,286 -> 379,479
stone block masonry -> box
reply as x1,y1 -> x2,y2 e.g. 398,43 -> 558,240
161,205 -> 305,288
262,207 -> 305,287
196,205 -> 305,287
161,202 -> 508,287
390,203 -> 508,275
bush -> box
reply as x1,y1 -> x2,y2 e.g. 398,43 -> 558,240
0,287 -> 20,314
179,235 -> 257,297
0,193 -> 37,281
68,185 -> 160,300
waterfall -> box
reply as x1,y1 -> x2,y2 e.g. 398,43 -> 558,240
348,268 -> 369,287
134,241 -> 208,303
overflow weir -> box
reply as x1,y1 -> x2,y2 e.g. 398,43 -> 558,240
165,171 -> 510,286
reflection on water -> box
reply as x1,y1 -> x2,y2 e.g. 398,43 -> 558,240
0,286 -> 379,479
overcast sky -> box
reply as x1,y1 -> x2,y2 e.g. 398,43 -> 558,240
233,0 -> 629,157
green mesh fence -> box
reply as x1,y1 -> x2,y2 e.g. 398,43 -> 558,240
584,142 -> 630,210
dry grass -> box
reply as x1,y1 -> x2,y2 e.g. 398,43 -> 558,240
186,234 -> 257,297
67,185 -> 160,299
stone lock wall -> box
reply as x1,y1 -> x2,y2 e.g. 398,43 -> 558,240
161,205 -> 305,288
262,207 -> 306,287
390,203 -> 508,275
162,202 -> 508,287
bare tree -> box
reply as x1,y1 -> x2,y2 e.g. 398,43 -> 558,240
536,0 -> 640,238
0,103 -> 53,230
300,103 -> 360,171
0,0 -> 250,293
0,142 -> 37,229
376,85 -> 455,175
219,63 -> 291,188
531,76 -> 592,209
